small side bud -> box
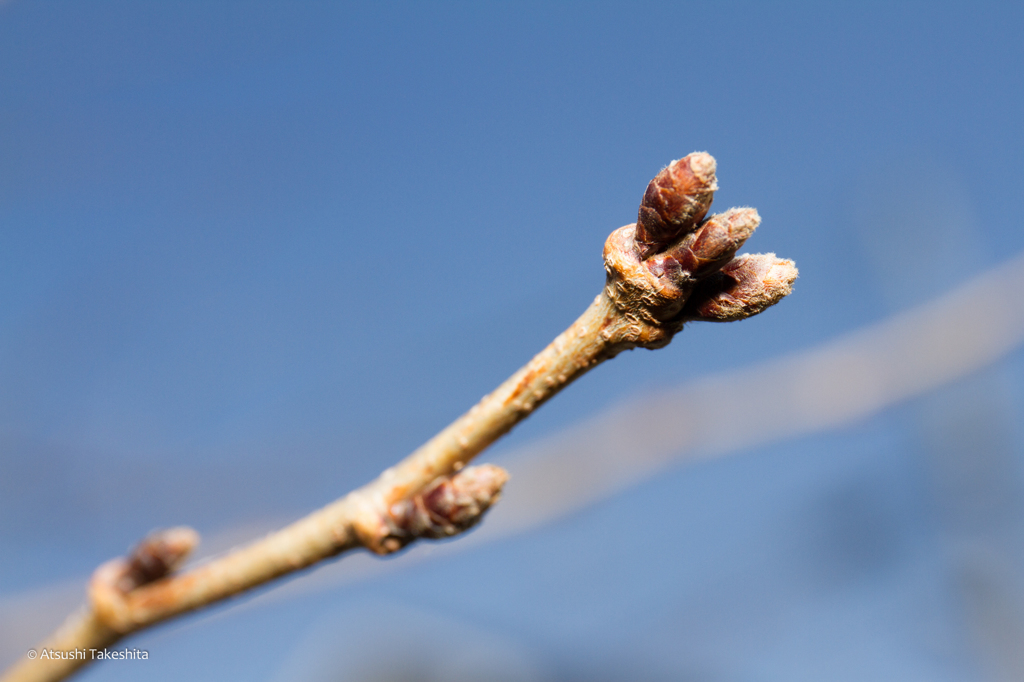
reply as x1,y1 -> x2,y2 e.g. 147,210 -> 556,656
388,464 -> 509,544
682,253 -> 797,322
635,152 -> 718,259
90,526 -> 200,631
118,527 -> 200,592
645,207 -> 760,281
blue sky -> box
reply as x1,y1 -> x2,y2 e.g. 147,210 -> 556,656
2,2 -> 1024,680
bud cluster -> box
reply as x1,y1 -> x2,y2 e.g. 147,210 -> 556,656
603,152 -> 796,341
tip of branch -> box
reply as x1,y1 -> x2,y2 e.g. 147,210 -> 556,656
603,155 -> 796,343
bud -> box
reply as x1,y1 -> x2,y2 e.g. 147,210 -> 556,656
118,527 -> 200,592
682,253 -> 797,322
90,526 -> 200,631
645,207 -> 760,281
389,464 -> 509,541
635,152 -> 718,259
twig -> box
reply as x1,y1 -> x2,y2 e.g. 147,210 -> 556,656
6,246 -> 1024,648
2,153 -> 795,682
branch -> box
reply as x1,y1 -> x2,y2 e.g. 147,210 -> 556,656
2,152 -> 795,682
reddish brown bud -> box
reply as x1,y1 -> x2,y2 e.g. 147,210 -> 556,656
635,152 -> 718,259
90,526 -> 200,631
117,527 -> 200,592
387,464 -> 509,543
682,253 -> 797,322
645,207 -> 760,281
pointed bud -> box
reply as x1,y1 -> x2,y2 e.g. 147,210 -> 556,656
682,253 -> 797,322
388,464 -> 509,542
645,207 -> 760,281
635,152 -> 717,259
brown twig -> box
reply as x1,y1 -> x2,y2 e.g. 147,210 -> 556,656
2,153 -> 795,682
